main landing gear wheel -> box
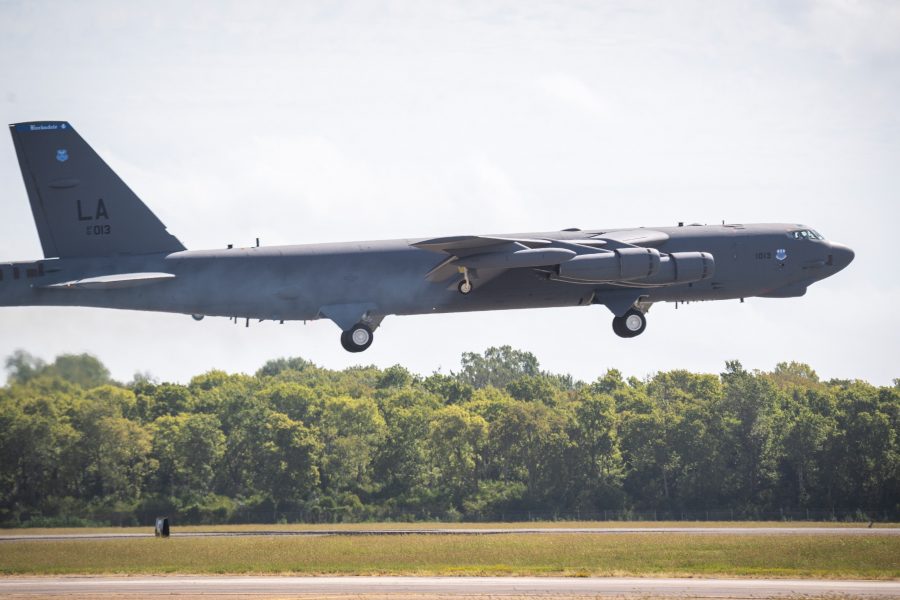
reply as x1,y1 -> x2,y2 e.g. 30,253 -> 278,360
341,323 -> 374,353
457,266 -> 473,295
612,309 -> 647,338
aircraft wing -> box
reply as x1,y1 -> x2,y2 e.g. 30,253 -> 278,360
413,230 -> 666,257
592,229 -> 669,247
412,230 -> 672,287
411,235 -> 552,255
413,235 -> 594,285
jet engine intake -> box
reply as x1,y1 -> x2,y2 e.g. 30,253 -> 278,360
557,247 -> 661,282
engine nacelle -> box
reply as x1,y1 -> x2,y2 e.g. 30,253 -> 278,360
558,247 -> 660,282
638,251 -> 715,284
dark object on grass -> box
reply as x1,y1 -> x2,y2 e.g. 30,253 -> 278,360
154,517 -> 170,538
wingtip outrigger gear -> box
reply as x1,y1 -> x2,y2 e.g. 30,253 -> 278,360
457,266 -> 472,294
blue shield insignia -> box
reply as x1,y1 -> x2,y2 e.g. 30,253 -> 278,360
775,248 -> 787,261
56,149 -> 68,162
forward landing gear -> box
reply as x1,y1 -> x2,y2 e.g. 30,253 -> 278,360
340,322 -> 374,353
612,308 -> 646,338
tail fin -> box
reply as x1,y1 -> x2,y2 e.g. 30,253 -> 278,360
9,121 -> 185,258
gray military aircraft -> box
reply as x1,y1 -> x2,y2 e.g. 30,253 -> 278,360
2,121 -> 854,352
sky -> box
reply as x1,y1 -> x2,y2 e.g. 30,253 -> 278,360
0,0 -> 897,386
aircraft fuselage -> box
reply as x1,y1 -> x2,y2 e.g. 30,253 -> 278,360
0,223 -> 853,322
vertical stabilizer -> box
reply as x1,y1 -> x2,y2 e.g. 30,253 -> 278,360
9,121 -> 185,258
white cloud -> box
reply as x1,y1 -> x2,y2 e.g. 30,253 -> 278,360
807,0 -> 900,63
538,74 -> 606,119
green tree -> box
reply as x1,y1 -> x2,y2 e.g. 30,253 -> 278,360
486,399 -> 572,507
778,392 -> 835,507
149,384 -> 194,419
151,413 -> 224,502
87,416 -> 154,502
423,373 -> 474,404
457,346 -> 540,389
720,361 -> 782,510
256,357 -> 315,378
0,392 -> 81,514
506,375 -> 565,405
4,350 -> 46,384
70,386 -> 152,503
1,349 -> 897,524
427,405 -> 488,509
372,390 -> 438,508
45,354 -> 112,388
377,365 -> 415,389
318,396 -> 387,497
570,390 -> 623,507
5,351 -> 111,388
827,382 -> 898,511
254,412 -> 321,514
258,382 -> 318,423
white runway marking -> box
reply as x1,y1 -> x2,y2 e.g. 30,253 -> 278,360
1,575 -> 898,597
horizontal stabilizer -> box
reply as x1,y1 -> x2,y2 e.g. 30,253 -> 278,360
39,272 -> 176,290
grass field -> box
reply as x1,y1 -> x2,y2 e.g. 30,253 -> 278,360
1,520 -> 896,537
1,532 -> 897,579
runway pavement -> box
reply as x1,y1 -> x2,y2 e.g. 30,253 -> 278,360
1,575 -> 898,597
2,526 -> 898,541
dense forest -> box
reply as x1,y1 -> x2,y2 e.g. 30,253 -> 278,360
0,347 -> 897,526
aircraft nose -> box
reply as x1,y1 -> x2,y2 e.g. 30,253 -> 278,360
828,242 -> 854,271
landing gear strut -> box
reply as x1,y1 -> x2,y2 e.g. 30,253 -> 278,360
341,322 -> 374,352
613,308 -> 646,338
457,266 -> 472,295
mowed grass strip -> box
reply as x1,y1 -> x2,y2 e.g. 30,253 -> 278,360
0,533 -> 897,579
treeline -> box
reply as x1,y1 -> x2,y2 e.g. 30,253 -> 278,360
0,347 -> 897,526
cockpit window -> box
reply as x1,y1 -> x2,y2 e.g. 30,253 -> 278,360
790,229 -> 824,240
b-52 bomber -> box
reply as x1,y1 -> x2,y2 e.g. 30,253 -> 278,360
2,122 -> 854,352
